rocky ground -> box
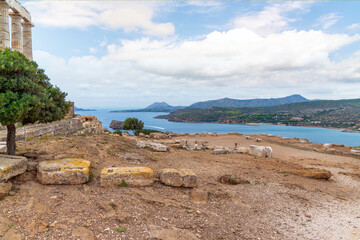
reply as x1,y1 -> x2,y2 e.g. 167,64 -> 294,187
1,132 -> 360,240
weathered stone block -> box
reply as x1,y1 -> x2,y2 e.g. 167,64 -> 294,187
37,158 -> 91,185
249,145 -> 272,158
100,167 -> 154,187
159,168 -> 197,188
136,141 -> 170,152
0,155 -> 27,182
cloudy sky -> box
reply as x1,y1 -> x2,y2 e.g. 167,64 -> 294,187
22,1 -> 360,108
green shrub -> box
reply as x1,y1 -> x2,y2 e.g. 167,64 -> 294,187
134,129 -> 163,136
113,130 -> 122,135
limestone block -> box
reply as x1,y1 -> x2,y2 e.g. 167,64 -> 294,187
37,158 -> 91,185
256,138 -> 263,142
100,167 -> 154,187
136,141 -> 170,152
249,145 -> 272,158
159,169 -> 197,188
245,136 -> 251,140
212,148 -> 229,155
0,155 -> 27,182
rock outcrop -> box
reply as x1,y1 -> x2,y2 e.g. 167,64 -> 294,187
219,175 -> 249,185
37,158 -> 91,185
109,120 -> 123,129
0,155 -> 27,182
292,168 -> 332,180
159,169 -> 197,188
100,167 -> 154,187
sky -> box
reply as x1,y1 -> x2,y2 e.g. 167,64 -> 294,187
20,0 -> 360,108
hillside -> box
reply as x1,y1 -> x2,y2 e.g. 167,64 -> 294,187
157,98 -> 360,131
188,94 -> 309,109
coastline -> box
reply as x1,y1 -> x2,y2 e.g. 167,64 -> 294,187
155,117 -> 359,133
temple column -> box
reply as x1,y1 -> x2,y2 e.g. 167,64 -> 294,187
21,21 -> 33,60
9,12 -> 22,52
0,1 -> 10,48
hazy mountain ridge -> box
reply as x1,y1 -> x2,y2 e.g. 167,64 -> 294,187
188,94 -> 309,109
157,98 -> 360,131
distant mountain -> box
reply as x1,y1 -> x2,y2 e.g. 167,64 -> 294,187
111,102 -> 185,113
145,102 -> 174,109
74,107 -> 96,111
188,94 -> 309,109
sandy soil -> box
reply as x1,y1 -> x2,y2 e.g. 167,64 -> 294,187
1,133 -> 360,240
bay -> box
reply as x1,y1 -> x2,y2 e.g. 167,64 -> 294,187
76,109 -> 360,146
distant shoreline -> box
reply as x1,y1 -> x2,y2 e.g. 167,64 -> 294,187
155,117 -> 360,133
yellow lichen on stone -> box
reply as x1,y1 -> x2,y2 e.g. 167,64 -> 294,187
101,167 -> 154,187
37,158 -> 91,185
60,158 -> 91,175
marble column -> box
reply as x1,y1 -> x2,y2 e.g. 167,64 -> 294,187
21,21 -> 33,60
9,12 -> 22,52
0,1 -> 10,48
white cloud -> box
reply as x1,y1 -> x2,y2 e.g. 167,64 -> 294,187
34,28 -> 360,108
316,13 -> 342,30
24,1 -> 175,37
230,2 -> 310,36
89,47 -> 97,54
347,23 -> 360,31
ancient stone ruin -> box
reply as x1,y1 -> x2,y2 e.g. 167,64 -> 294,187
0,0 -> 33,59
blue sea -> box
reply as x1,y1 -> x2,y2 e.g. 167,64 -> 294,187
76,109 -> 360,146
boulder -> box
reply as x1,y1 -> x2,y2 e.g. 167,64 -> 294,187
219,175 -> 250,185
159,169 -> 197,188
0,182 -> 12,199
139,133 -> 146,137
0,155 -> 27,182
136,141 -> 170,152
255,138 -> 263,142
37,158 -> 91,185
100,167 -> 154,187
109,120 -> 123,129
249,145 -> 272,158
212,148 -> 229,155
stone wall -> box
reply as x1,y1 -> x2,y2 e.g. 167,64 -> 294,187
0,115 -> 103,142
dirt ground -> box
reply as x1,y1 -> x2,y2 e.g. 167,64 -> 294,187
1,133 -> 360,240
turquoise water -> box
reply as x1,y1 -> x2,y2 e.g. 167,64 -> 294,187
76,109 -> 360,146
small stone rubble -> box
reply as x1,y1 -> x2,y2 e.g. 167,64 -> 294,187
159,168 -> 197,188
36,158 -> 91,185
